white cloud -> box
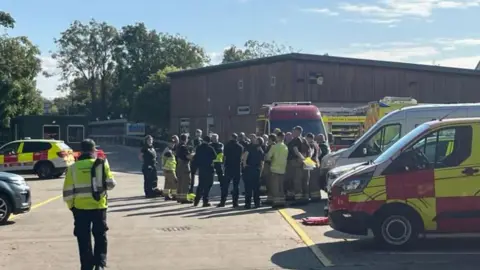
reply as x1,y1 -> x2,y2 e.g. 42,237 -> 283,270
435,38 -> 480,46
339,0 -> 480,20
208,52 -> 223,65
300,8 -> 340,16
418,55 -> 480,68
37,55 -> 64,99
344,46 -> 440,62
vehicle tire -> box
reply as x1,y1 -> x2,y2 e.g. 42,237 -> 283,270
0,194 -> 12,225
36,162 -> 54,179
52,172 -> 63,178
372,207 -> 422,249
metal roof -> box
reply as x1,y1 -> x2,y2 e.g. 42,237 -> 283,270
168,53 -> 480,78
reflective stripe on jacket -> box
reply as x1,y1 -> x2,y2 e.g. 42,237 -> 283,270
62,158 -> 116,210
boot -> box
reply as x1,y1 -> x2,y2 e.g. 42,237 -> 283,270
216,201 -> 226,207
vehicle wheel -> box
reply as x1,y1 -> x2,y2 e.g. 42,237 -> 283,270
372,209 -> 421,249
36,162 -> 54,179
0,194 -> 12,225
52,171 -> 64,178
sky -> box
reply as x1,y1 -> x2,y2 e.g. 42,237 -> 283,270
2,0 -> 480,99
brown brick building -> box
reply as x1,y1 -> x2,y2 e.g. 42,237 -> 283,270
168,53 -> 480,140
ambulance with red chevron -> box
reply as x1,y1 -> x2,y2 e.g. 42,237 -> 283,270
329,117 -> 480,248
321,101 -> 480,191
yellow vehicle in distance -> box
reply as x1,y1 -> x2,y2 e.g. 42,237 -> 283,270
0,139 -> 75,179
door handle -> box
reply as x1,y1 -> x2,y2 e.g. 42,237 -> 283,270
462,167 -> 479,176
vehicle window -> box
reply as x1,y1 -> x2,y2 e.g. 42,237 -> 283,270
0,142 -> 21,155
256,120 -> 267,135
22,142 -> 52,153
384,126 -> 472,174
58,143 -> 73,150
350,124 -> 401,158
43,125 -> 60,140
68,126 -> 85,143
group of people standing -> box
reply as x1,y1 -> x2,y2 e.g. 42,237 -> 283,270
139,126 -> 330,209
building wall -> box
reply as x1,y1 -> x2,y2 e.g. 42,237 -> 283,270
170,61 -> 295,140
170,59 -> 480,140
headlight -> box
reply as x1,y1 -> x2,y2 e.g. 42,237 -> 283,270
322,155 -> 338,169
4,176 -> 26,186
335,172 -> 373,194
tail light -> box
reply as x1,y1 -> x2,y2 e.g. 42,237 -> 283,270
57,151 -> 68,158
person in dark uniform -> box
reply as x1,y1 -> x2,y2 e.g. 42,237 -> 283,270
242,137 -> 265,209
188,129 -> 203,193
238,132 -> 250,150
218,133 -> 244,207
210,133 -> 224,185
139,135 -> 162,198
193,136 -> 217,207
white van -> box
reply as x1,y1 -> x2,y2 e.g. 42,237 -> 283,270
320,103 -> 480,189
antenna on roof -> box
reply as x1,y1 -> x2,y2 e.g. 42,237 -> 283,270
439,106 -> 461,121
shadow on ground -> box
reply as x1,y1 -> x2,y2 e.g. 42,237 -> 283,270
0,220 -> 16,227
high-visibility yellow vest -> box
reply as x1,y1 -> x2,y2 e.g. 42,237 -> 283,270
214,152 -> 224,163
62,158 -> 116,210
163,155 -> 177,171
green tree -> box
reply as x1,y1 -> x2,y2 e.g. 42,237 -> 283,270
112,23 -> 210,117
0,11 -> 15,28
222,40 -> 298,63
53,19 -> 118,119
130,66 -> 179,128
0,13 -> 43,127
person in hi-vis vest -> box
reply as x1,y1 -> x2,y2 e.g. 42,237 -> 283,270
63,139 -> 117,270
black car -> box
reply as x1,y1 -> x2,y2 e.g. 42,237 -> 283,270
0,172 -> 31,224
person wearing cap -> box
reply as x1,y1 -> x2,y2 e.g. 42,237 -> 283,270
316,134 -> 330,191
193,136 -> 217,207
162,139 -> 178,200
188,129 -> 203,193
218,133 -> 244,207
306,133 -> 321,202
62,139 -> 116,270
139,135 -> 162,198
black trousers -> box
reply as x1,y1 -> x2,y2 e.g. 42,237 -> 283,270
142,165 -> 158,196
244,166 -> 262,207
72,208 -> 108,270
195,166 -> 214,204
221,167 -> 241,205
190,161 -> 198,193
214,162 -> 224,183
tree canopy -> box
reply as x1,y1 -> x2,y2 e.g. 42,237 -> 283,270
222,40 -> 298,64
0,12 -> 43,127
2,11 -> 299,130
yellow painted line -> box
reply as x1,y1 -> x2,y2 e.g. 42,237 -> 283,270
10,194 -> 62,220
278,209 -> 334,267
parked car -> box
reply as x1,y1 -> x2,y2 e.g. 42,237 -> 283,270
0,139 -> 75,179
0,172 -> 31,224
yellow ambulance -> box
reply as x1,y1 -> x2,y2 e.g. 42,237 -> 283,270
328,117 -> 480,249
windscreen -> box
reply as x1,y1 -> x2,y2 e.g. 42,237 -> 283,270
270,119 -> 326,136
374,123 -> 430,164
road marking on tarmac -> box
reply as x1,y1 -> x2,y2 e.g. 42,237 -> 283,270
278,209 -> 334,267
10,194 -> 62,221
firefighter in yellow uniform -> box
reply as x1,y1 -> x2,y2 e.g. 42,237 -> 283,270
62,139 -> 116,270
162,140 -> 177,200
266,132 -> 288,208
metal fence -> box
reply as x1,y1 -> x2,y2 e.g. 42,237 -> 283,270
88,135 -> 169,152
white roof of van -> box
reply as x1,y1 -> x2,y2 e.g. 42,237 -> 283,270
398,103 -> 480,112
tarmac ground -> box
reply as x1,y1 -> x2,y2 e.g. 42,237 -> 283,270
1,145 -> 480,270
